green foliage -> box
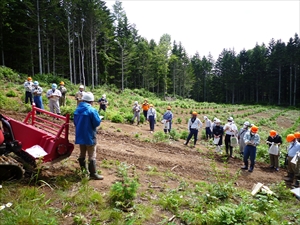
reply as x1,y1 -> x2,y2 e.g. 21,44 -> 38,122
180,130 -> 189,140
5,90 -> 17,97
111,114 -> 124,123
177,117 -> 182,124
108,163 -> 139,209
152,131 -> 169,143
169,129 -> 180,141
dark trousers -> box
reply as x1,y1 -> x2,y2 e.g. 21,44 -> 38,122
25,91 -> 32,104
205,127 -> 212,139
143,110 -> 148,119
149,115 -> 155,131
186,129 -> 198,145
243,145 -> 257,169
164,121 -> 172,133
225,134 -> 233,156
33,96 -> 44,114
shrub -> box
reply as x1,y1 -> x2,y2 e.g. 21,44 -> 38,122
111,114 -> 124,123
169,129 -> 180,141
180,130 -> 189,140
6,90 -> 17,97
153,131 -> 169,143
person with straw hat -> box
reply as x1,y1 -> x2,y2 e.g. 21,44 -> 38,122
58,81 -> 67,106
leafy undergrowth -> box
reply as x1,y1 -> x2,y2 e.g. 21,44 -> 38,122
1,160 -> 300,225
1,67 -> 300,224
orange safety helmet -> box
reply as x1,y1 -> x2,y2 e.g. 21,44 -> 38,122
286,134 -> 296,142
251,126 -> 258,133
269,130 -> 277,137
167,106 -> 171,110
294,132 -> 300,139
149,104 -> 153,107
59,81 -> 65,85
27,77 -> 32,81
192,111 -> 198,116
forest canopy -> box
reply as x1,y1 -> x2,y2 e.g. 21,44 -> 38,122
0,0 -> 299,105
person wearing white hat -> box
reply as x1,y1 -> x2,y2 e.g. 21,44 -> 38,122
223,116 -> 238,158
74,92 -> 103,180
131,101 -> 141,125
46,83 -> 62,115
213,119 -> 224,153
32,81 -> 44,111
237,121 -> 251,156
98,94 -> 108,114
75,85 -> 85,105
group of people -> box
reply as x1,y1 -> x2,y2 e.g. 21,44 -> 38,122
23,77 -> 67,114
132,99 -> 173,134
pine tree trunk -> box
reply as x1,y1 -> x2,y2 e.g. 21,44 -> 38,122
278,65 -> 281,105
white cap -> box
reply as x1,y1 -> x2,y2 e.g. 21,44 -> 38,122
244,121 -> 250,126
79,85 -> 84,89
102,94 -> 106,98
228,117 -> 233,121
215,119 -> 220,123
134,101 -> 138,105
82,92 -> 94,102
204,116 -> 207,120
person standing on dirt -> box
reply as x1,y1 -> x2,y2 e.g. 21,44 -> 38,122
184,112 -> 202,147
98,94 -> 108,114
284,134 -> 300,187
75,85 -> 85,105
213,119 -> 224,153
46,83 -> 62,115
74,92 -> 103,180
32,81 -> 44,111
203,116 -> 212,140
266,130 -> 282,172
238,121 -> 251,157
223,117 -> 238,158
241,126 -> 260,172
147,104 -> 157,133
162,106 -> 173,133
24,77 -> 33,105
58,81 -> 67,107
131,101 -> 141,125
142,99 -> 150,120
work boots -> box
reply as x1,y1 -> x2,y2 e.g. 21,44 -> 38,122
88,160 -> 104,180
292,176 -> 300,187
78,158 -> 87,172
284,173 -> 294,182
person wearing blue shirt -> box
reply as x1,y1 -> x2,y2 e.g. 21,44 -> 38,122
241,126 -> 260,172
74,92 -> 103,180
284,134 -> 300,187
162,106 -> 173,133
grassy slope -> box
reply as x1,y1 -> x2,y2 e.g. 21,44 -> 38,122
1,67 -> 300,225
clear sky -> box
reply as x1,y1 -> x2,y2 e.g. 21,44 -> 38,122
106,0 -> 300,60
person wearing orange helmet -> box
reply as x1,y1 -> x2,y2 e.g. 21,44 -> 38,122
184,112 -> 203,147
284,134 -> 300,187
162,106 -> 173,133
24,77 -> 33,104
241,125 -> 260,172
294,132 -> 300,142
266,130 -> 283,172
58,81 -> 67,106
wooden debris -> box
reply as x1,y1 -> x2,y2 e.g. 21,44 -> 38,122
171,165 -> 179,171
126,149 -> 134,153
168,215 -> 176,222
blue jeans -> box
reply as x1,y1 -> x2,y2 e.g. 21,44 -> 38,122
186,129 -> 198,145
243,145 -> 257,169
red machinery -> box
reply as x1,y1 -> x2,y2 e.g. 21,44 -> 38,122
0,105 -> 74,181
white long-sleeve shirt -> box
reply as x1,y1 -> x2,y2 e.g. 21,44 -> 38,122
188,117 -> 202,130
224,122 -> 238,135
